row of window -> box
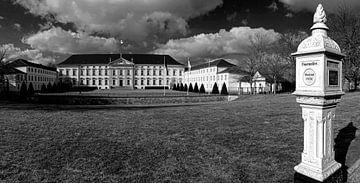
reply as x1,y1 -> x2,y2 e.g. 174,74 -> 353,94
79,65 -> 166,69
28,67 -> 55,75
27,75 -> 55,83
78,78 -> 177,86
188,74 -> 227,82
188,67 -> 216,75
59,68 -> 183,77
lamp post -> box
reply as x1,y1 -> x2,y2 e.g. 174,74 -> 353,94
292,4 -> 345,182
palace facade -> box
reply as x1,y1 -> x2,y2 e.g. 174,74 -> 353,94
57,54 -> 184,89
4,59 -> 57,91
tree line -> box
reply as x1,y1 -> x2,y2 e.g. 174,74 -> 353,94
172,82 -> 228,95
18,81 -> 73,97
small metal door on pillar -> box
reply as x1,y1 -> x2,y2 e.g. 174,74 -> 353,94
292,4 -> 345,182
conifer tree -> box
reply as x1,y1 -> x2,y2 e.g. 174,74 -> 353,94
180,83 -> 184,91
47,82 -> 52,93
27,82 -> 34,96
172,83 -> 177,90
221,83 -> 228,95
20,81 -> 27,97
211,82 -> 219,94
189,83 -> 193,92
199,84 -> 205,93
193,83 -> 199,92
41,83 -> 47,93
51,82 -> 58,93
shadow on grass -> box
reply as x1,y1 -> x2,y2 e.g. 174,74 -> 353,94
0,99 -> 215,112
334,122 -> 358,182
294,122 -> 357,183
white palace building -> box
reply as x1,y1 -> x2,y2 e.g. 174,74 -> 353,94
57,54 -> 184,89
185,58 -> 277,94
57,54 -> 280,93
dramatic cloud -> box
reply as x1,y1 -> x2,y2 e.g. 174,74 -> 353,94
285,12 -> 294,18
13,0 -> 223,42
153,27 -> 280,61
226,12 -> 238,22
241,19 -> 248,26
13,23 -> 21,31
0,44 -> 55,65
0,16 -> 4,20
23,27 -> 119,54
279,0 -> 360,12
268,1 -> 279,12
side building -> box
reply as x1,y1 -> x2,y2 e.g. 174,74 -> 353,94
5,59 -> 58,91
57,54 -> 184,89
185,59 -> 249,93
185,58 -> 281,94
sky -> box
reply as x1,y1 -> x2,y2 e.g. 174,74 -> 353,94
0,0 -> 360,66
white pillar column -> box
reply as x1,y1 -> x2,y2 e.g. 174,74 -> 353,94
294,97 -> 342,181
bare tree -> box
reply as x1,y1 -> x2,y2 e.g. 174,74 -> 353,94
328,3 -> 360,91
244,32 -> 271,94
277,32 -> 309,85
260,52 -> 289,94
0,46 -> 8,65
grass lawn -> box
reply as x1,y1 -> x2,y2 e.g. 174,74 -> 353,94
1,92 -> 359,182
41,89 -> 213,97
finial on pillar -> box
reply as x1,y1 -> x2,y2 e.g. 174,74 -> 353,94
311,4 -> 329,35
313,4 -> 327,24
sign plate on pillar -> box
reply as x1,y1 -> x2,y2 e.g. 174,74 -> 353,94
303,68 -> 316,86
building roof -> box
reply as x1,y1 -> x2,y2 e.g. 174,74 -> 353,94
58,54 -> 183,66
7,59 -> 57,71
218,66 -> 249,75
189,59 -> 236,71
0,65 -> 25,75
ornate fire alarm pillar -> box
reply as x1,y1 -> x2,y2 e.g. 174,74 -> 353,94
292,4 -> 345,182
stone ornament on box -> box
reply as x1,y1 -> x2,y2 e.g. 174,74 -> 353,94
313,4 -> 327,24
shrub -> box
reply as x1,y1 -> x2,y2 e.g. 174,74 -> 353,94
41,83 -> 47,93
20,81 -> 27,97
176,83 -> 180,91
27,82 -> 35,96
221,83 -> 228,95
199,84 -> 205,93
189,83 -> 193,92
172,83 -> 177,90
193,83 -> 199,92
180,83 -> 184,91
211,82 -> 219,94
184,84 -> 188,92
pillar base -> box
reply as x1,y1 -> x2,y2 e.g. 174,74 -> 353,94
294,167 -> 344,183
294,161 -> 341,182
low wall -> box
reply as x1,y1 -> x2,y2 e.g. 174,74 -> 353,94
33,94 -> 236,105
